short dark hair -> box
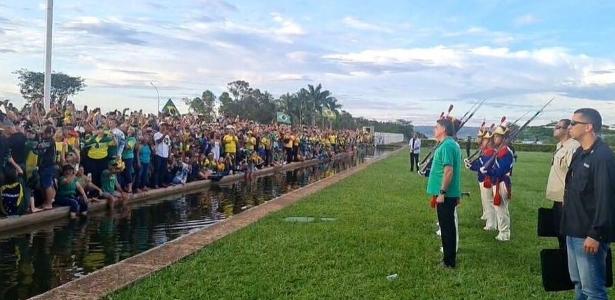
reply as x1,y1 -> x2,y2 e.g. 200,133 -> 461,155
436,118 -> 456,137
574,108 -> 602,133
43,126 -> 55,135
559,119 -> 571,128
62,164 -> 75,174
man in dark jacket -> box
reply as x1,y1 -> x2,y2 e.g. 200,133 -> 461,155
562,108 -> 615,299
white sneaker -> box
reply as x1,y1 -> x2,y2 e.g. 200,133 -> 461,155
436,229 -> 441,236
495,234 -> 510,242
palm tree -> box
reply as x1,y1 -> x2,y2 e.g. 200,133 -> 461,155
306,83 -> 335,127
325,97 -> 342,115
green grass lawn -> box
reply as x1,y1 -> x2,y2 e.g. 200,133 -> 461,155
111,151 -> 608,299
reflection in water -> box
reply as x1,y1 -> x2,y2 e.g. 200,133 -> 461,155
0,147 -> 386,300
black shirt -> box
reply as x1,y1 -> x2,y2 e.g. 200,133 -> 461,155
8,132 -> 27,165
561,138 -> 615,242
0,135 -> 8,168
33,138 -> 56,168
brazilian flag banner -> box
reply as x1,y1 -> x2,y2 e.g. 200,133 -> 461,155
276,112 -> 291,124
162,99 -> 180,116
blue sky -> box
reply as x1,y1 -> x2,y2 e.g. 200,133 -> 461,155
1,0 -> 615,125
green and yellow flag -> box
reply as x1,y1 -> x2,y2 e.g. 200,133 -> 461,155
276,112 -> 291,124
162,99 -> 180,116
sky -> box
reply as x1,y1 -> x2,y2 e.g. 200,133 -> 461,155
1,0 -> 615,125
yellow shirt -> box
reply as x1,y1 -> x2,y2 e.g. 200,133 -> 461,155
261,137 -> 271,150
293,136 -> 299,147
223,135 -> 238,154
26,151 -> 38,177
245,136 -> 256,151
66,136 -> 79,151
55,141 -> 67,163
329,135 -> 337,144
285,135 -> 294,148
324,138 -> 331,147
87,136 -> 111,160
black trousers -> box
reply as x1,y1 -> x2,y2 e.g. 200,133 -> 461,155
410,153 -> 419,171
552,201 -> 566,250
437,197 -> 458,267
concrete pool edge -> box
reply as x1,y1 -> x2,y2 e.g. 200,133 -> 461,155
30,146 -> 406,300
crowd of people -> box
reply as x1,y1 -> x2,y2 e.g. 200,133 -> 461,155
0,100 -> 374,219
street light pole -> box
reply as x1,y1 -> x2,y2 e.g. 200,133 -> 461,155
43,0 -> 53,112
150,82 -> 160,115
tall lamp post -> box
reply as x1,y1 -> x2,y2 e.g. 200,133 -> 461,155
150,82 -> 160,115
43,0 -> 53,112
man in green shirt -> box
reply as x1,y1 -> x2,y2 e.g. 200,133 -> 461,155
427,117 -> 462,269
100,159 -> 127,207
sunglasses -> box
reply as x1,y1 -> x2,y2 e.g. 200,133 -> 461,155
554,125 -> 567,130
570,120 -> 590,127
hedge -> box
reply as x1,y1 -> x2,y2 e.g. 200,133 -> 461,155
419,139 -> 556,153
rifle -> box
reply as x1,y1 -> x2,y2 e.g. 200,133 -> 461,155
480,98 -> 555,171
466,122 -> 495,161
418,100 -> 485,176
417,105 -> 454,170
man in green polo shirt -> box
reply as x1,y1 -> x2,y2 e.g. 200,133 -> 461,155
427,117 -> 462,269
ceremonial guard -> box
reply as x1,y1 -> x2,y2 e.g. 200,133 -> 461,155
466,123 -> 497,231
480,119 -> 515,241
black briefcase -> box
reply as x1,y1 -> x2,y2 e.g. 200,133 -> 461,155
538,208 -> 557,237
540,248 -> 613,291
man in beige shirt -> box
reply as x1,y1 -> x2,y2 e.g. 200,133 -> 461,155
546,119 -> 580,249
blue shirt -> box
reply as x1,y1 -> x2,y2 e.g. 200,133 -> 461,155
139,144 -> 152,164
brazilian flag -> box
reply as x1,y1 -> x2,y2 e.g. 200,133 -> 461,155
276,112 -> 291,124
162,99 -> 180,116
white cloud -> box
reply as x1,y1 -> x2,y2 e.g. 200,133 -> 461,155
342,16 -> 392,33
515,14 -> 541,26
1,3 -> 614,124
274,74 -> 311,81
323,46 -> 464,69
271,12 -> 305,37
286,51 -> 310,62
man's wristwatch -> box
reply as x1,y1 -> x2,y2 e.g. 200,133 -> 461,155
439,189 -> 447,196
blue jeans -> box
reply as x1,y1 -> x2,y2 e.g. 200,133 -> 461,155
55,195 -> 88,214
153,156 -> 168,187
567,236 -> 610,300
136,162 -> 149,189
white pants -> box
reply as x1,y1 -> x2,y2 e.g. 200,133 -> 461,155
492,182 -> 511,240
479,182 -> 497,229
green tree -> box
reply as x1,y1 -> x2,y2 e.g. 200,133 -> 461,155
219,81 -> 277,123
184,90 -> 217,121
304,83 -> 335,126
13,69 -> 86,106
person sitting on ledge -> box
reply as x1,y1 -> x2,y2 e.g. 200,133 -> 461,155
55,164 -> 89,219
100,159 -> 127,208
0,169 -> 28,216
